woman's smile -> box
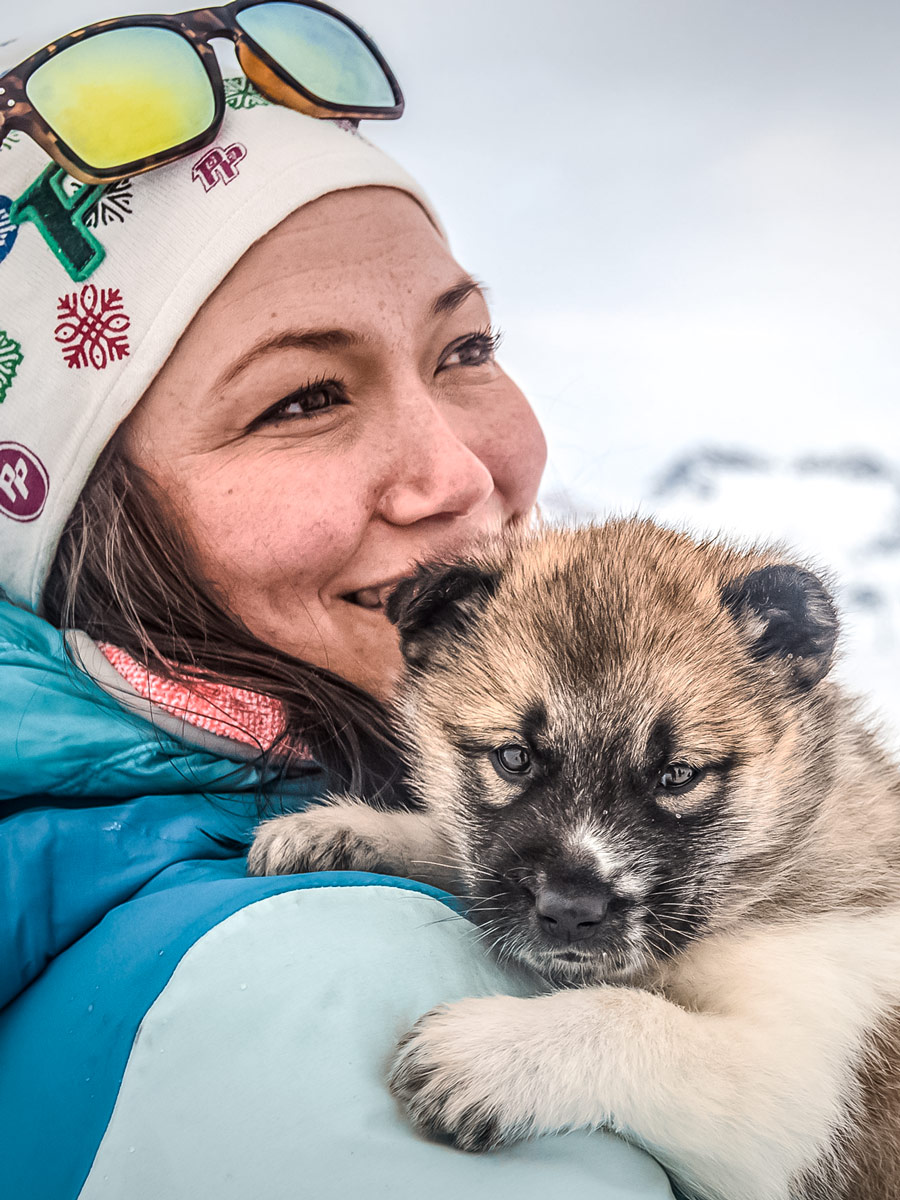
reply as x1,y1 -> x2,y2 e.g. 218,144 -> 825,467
343,576 -> 413,611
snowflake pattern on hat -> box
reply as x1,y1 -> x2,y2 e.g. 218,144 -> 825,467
0,197 -> 18,265
54,285 -> 131,370
84,179 -> 134,228
58,174 -> 134,237
224,77 -> 272,110
0,331 -> 22,402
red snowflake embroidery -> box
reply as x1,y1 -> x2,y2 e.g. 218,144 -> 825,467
54,284 -> 131,370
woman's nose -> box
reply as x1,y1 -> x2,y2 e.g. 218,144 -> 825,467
375,398 -> 495,526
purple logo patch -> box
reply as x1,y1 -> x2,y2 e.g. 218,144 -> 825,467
0,443 -> 49,522
191,143 -> 247,192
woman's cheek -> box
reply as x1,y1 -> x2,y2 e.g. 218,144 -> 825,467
245,491 -> 355,589
477,380 -> 547,512
182,458 -> 328,594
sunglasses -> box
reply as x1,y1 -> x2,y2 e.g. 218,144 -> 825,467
0,1 -> 404,185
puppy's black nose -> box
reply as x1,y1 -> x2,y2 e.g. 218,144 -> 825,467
535,885 -> 611,942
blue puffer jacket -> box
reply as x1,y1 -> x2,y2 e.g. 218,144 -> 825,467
0,599 -> 679,1200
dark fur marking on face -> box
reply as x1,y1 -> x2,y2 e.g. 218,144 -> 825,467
651,765 -> 733,825
646,716 -> 674,771
643,878 -> 709,959
521,701 -> 548,746
386,561 -> 500,667
450,701 -> 559,790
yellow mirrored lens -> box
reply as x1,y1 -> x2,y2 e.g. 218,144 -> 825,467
26,27 -> 215,170
236,3 -> 395,109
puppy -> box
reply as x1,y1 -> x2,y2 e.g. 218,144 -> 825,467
249,520 -> 900,1200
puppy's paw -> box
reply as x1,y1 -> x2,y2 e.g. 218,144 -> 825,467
246,801 -> 394,877
388,997 -> 543,1152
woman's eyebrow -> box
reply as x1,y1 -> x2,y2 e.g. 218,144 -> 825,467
215,328 -> 361,391
215,277 -> 488,392
431,275 -> 487,318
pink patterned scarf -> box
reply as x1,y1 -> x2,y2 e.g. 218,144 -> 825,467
99,642 -> 290,752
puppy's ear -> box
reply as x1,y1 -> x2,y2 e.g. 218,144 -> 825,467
721,564 -> 838,692
385,561 -> 500,667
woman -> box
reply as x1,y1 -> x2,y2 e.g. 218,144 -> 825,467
0,6 -> 679,1198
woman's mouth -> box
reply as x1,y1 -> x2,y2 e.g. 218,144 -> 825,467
344,577 -> 410,610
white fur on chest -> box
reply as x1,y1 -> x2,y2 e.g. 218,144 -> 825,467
633,908 -> 900,1198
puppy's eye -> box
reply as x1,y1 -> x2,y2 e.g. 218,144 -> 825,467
658,763 -> 699,790
490,743 -> 533,781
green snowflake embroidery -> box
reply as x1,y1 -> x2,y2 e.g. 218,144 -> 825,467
224,77 -> 272,110
0,330 -> 23,402
0,130 -> 22,151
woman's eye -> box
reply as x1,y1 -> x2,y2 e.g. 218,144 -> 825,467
658,763 -> 699,790
490,743 -> 533,782
439,328 -> 503,372
252,378 -> 348,428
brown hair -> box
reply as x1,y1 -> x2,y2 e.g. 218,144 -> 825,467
43,434 -> 405,808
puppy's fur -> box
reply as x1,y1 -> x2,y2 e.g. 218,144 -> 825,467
249,520 -> 900,1200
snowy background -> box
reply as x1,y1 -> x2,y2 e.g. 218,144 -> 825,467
6,0 -> 900,738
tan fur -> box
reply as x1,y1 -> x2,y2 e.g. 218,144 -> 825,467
802,1006 -> 900,1200
251,519 -> 900,1198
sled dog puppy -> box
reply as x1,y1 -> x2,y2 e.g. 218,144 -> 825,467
249,520 -> 900,1200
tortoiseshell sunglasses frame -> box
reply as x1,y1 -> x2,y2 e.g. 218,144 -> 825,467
0,0 -> 404,185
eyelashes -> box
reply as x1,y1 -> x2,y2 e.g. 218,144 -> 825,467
250,326 -> 504,430
438,326 -> 503,371
250,374 -> 348,429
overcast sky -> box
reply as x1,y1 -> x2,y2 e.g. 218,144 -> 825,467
6,1 -> 900,512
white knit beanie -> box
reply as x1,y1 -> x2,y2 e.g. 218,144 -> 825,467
0,70 -> 442,613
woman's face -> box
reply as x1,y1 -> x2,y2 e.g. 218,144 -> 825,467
124,187 -> 546,699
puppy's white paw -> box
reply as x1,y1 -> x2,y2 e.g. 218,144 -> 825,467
246,802 -> 393,877
388,996 -> 548,1152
